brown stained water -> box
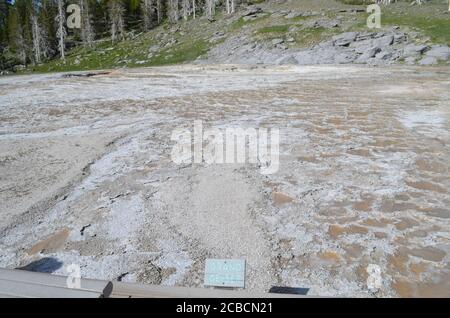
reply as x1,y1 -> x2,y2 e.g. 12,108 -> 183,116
0,65 -> 449,297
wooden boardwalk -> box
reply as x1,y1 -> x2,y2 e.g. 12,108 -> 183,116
0,268 -> 306,298
0,268 -> 112,298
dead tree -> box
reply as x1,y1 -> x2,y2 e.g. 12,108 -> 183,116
55,0 -> 66,59
225,0 -> 235,14
141,0 -> 153,31
80,0 -> 95,47
168,0 -> 179,23
182,0 -> 189,20
31,14 -> 42,63
205,0 -> 215,20
109,0 -> 126,42
156,0 -> 162,23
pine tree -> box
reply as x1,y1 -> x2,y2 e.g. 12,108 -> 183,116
0,0 -> 8,47
15,0 -> 34,64
39,0 -> 58,58
7,7 -> 27,65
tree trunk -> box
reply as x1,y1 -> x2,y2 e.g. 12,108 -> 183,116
80,0 -> 95,47
31,14 -> 42,64
55,0 -> 66,60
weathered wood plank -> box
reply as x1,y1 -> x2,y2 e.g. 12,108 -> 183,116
0,279 -> 102,298
0,268 -> 112,297
0,293 -> 21,298
111,282 -> 308,298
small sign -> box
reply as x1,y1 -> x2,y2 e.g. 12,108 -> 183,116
204,259 -> 246,288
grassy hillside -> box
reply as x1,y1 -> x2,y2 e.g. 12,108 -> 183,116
17,0 -> 450,74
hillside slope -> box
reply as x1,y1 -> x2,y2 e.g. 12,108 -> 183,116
11,0 -> 450,74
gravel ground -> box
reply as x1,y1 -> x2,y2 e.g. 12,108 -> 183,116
0,64 -> 449,297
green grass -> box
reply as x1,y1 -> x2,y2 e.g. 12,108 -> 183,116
145,39 -> 209,66
382,13 -> 450,45
230,14 -> 269,31
257,25 -> 290,34
290,27 -> 342,48
16,1 -> 450,74
336,0 -> 372,4
21,29 -> 211,74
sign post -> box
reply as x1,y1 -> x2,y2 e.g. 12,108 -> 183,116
204,259 -> 246,289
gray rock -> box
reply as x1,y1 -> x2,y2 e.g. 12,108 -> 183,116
278,56 -> 298,65
149,45 -> 160,52
13,65 -> 25,71
393,33 -> 407,44
375,50 -> 396,60
242,7 -> 263,17
404,57 -> 417,65
316,40 -> 334,49
332,32 -> 358,47
243,15 -> 262,22
309,19 -> 340,29
334,51 -> 358,64
272,38 -> 284,46
356,33 -> 377,41
425,45 -> 450,60
352,40 -> 376,54
355,54 -> 375,64
402,44 -> 429,57
419,56 -> 438,65
285,12 -> 301,19
372,35 -> 394,48
364,46 -> 382,58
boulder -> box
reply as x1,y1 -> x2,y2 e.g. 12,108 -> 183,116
149,45 -> 160,53
356,33 -> 377,41
352,39 -> 376,54
285,12 -> 302,19
419,56 -> 438,66
242,7 -> 263,17
278,56 -> 299,65
364,46 -> 382,58
375,50 -> 397,61
425,45 -> 450,60
332,32 -> 358,47
393,33 -> 407,44
272,38 -> 284,46
334,51 -> 358,64
372,35 -> 394,48
402,44 -> 429,57
404,57 -> 417,65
